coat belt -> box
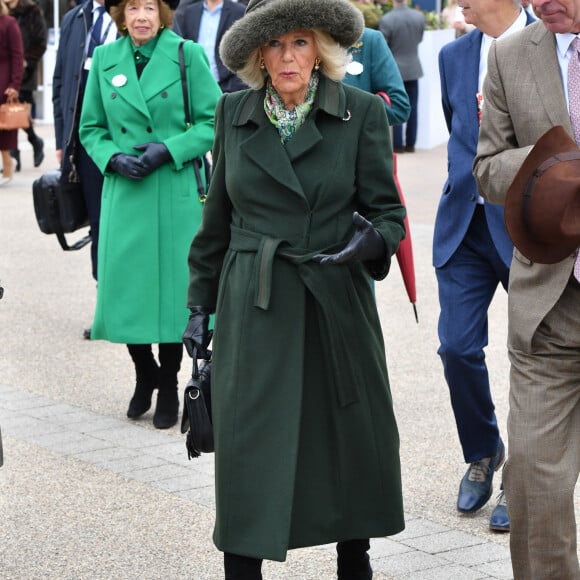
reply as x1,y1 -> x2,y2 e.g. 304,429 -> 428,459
229,225 -> 360,407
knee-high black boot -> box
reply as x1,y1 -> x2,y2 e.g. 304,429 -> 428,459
126,344 -> 159,419
224,553 -> 263,580
337,539 -> 372,580
154,342 -> 182,429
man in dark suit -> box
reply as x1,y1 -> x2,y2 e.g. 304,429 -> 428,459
436,0 -> 535,532
173,0 -> 247,93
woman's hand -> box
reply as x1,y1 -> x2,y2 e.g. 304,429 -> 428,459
313,212 -> 386,265
4,87 -> 18,102
183,306 -> 212,359
134,142 -> 171,176
108,153 -> 147,181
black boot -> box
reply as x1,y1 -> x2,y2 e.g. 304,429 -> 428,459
153,343 -> 182,429
337,539 -> 373,580
224,553 -> 263,580
126,344 -> 159,419
26,127 -> 44,168
9,150 -> 20,172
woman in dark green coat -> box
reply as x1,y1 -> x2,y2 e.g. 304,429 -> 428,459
79,0 -> 221,429
182,0 -> 406,577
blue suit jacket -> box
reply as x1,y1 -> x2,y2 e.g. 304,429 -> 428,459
173,0 -> 247,93
433,16 -> 534,269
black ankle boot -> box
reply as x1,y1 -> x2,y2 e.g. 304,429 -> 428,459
153,343 -> 183,429
32,137 -> 44,168
337,539 -> 373,580
126,344 -> 159,419
224,553 -> 263,580
9,150 -> 20,172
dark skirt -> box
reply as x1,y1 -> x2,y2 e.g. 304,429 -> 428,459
0,129 -> 18,150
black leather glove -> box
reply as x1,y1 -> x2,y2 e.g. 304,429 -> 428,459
108,153 -> 146,181
134,142 -> 172,175
183,306 -> 212,359
313,212 -> 386,265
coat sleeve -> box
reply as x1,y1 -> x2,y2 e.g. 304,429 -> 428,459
163,41 -> 222,168
473,40 -> 532,205
187,93 -> 232,309
7,18 -> 24,91
23,4 -> 48,66
355,95 -> 406,280
369,31 -> 410,126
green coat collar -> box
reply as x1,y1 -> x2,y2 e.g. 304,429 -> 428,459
97,29 -> 184,122
231,76 -> 349,196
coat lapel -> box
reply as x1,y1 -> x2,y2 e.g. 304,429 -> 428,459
100,36 -> 152,122
140,31 -> 181,104
529,25 -> 572,130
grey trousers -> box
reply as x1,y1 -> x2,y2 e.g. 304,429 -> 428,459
505,275 -> 580,579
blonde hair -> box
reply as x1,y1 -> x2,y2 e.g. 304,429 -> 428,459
110,0 -> 173,34
237,28 -> 351,90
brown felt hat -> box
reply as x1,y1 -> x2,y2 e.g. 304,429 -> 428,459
505,125 -> 580,264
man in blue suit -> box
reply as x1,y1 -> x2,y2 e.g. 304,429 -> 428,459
435,0 -> 535,531
173,0 -> 246,93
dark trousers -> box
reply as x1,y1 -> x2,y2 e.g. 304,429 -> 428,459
393,80 -> 419,149
16,90 -> 39,144
77,144 -> 104,280
436,205 -> 509,463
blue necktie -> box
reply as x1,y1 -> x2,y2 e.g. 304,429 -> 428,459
87,6 -> 106,57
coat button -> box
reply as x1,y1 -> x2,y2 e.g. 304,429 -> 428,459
121,127 -> 127,134
161,91 -> 168,98
470,194 -> 475,201
111,92 -> 117,99
146,126 -> 152,133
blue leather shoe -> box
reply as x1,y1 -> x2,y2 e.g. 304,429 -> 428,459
457,438 -> 505,513
489,488 -> 510,532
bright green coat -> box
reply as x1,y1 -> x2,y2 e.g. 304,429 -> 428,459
187,77 -> 407,561
79,30 -> 221,343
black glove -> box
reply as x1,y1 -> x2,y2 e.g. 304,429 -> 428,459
183,306 -> 212,359
108,153 -> 146,181
313,211 -> 386,265
134,142 -> 172,175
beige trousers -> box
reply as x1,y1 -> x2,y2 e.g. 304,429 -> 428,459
505,276 -> 580,579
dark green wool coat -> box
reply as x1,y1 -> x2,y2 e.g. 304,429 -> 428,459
79,30 -> 221,344
187,75 -> 406,561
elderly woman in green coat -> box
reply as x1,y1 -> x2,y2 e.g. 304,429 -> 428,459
79,0 -> 221,429
182,0 -> 406,578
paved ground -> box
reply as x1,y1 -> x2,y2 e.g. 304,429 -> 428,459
0,123 -> 530,579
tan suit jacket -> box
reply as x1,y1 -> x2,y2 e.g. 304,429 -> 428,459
474,21 -> 578,352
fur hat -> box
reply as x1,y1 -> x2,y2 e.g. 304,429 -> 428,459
219,0 -> 364,72
505,125 -> 580,264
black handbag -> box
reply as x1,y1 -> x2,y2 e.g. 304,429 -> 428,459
181,352 -> 214,459
178,40 -> 211,203
32,169 -> 91,251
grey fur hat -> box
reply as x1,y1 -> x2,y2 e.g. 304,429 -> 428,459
219,0 -> 364,72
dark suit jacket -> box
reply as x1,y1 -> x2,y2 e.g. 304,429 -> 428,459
173,0 -> 247,93
434,14 -> 535,270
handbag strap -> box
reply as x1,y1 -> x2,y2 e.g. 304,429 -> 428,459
178,40 -> 191,128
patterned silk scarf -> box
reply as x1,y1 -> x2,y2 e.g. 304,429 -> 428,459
264,72 -> 319,144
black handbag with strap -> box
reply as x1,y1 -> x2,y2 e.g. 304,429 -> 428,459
32,169 -> 91,251
178,40 -> 211,204
181,350 -> 214,459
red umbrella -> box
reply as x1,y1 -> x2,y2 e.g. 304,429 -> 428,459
392,153 -> 418,323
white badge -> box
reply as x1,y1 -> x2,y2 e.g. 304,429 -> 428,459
84,57 -> 92,71
112,74 -> 127,87
346,61 -> 364,76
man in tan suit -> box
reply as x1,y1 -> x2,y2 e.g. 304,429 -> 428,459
474,1 -> 580,576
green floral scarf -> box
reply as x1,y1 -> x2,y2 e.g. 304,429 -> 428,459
264,72 -> 319,144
